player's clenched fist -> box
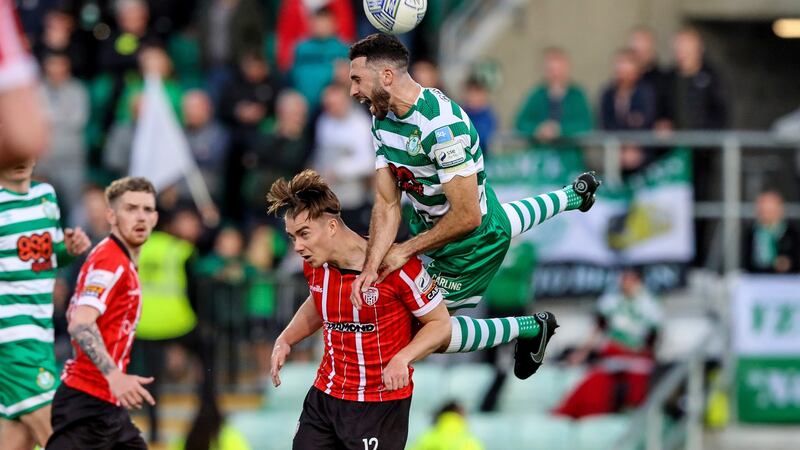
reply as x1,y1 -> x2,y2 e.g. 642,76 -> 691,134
382,356 -> 411,391
64,227 -> 91,256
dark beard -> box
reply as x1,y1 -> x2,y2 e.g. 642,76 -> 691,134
371,86 -> 391,120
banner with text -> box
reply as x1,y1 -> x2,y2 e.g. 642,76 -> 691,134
486,148 -> 694,297
733,275 -> 800,423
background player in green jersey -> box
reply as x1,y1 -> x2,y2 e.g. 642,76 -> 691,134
347,34 -> 600,380
0,158 -> 90,449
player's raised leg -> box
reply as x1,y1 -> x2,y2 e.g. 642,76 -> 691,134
423,251 -> 561,378
502,171 -> 602,238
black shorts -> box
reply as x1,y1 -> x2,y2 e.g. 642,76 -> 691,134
46,384 -> 147,450
293,387 -> 411,450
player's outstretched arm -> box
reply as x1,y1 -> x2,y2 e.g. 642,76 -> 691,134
376,174 -> 481,283
351,167 -> 402,308
382,301 -> 451,391
271,296 -> 321,387
68,305 -> 155,409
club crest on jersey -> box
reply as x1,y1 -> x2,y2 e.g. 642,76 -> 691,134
364,287 -> 380,306
36,368 -> 55,390
406,128 -> 422,155
42,198 -> 60,220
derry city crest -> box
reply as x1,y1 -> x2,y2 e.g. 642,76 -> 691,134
364,287 -> 380,306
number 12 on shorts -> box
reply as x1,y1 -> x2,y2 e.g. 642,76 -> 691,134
362,437 -> 378,450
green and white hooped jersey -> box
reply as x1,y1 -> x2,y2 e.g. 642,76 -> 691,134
372,86 -> 488,227
0,181 -> 64,346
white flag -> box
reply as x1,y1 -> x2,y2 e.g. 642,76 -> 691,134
130,75 -> 195,190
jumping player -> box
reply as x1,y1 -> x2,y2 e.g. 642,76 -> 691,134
268,170 -> 451,450
348,34 -> 601,379
47,177 -> 159,450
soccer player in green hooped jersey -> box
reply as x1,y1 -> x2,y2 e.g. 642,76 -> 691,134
0,158 -> 90,449
348,34 -> 601,380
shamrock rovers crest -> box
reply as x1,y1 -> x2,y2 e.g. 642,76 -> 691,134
406,128 -> 422,156
36,368 -> 55,390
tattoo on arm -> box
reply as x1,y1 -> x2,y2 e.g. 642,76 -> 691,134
72,323 -> 117,376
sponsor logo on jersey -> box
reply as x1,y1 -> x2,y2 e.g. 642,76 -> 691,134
434,141 -> 467,169
416,271 -> 439,301
424,285 -> 440,301
406,128 -> 422,156
82,269 -> 114,298
309,284 -> 323,293
364,287 -> 380,306
415,270 -> 432,292
17,232 -> 54,273
434,126 -> 454,144
324,321 -> 376,333
434,276 -> 462,292
82,284 -> 105,298
388,163 -> 424,195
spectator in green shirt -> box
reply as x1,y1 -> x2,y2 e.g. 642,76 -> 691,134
289,6 -> 349,110
514,47 -> 593,149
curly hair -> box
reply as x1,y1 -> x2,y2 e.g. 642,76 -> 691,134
348,33 -> 409,69
266,170 -> 341,220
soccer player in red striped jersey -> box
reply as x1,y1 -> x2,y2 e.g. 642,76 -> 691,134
268,170 -> 451,450
0,0 -> 50,165
47,177 -> 159,450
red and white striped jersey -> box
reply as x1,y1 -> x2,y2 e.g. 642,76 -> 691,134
305,256 -> 442,402
0,0 -> 37,91
62,235 -> 142,405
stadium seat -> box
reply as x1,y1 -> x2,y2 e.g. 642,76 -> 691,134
498,365 -> 586,413
467,413 -> 518,450
512,413 -> 575,450
575,414 -> 631,450
407,363 -> 448,414
445,363 -> 496,412
263,362 -> 318,414
468,413 -> 574,449
230,410 -> 299,450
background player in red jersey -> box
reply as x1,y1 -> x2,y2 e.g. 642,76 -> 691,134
267,170 -> 451,450
0,0 -> 50,165
47,177 -> 159,450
